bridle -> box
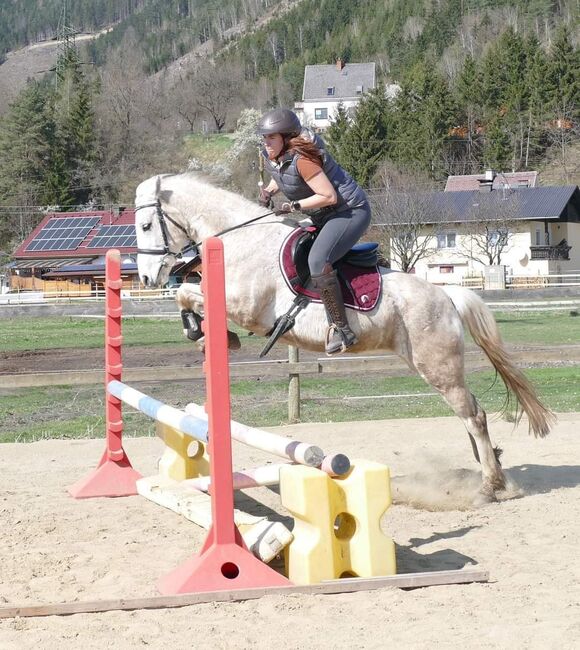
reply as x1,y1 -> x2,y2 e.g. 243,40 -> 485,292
134,200 -> 193,260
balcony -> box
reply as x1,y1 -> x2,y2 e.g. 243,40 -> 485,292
530,241 -> 571,261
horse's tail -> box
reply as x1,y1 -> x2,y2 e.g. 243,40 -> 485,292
442,285 -> 555,438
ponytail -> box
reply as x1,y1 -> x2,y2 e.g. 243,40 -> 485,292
284,135 -> 323,166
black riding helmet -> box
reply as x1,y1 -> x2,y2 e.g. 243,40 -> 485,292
257,108 -> 302,137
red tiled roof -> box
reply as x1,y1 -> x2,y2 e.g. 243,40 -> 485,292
13,209 -> 136,259
445,172 -> 539,192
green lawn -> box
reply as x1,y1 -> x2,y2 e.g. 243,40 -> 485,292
183,133 -> 234,166
491,310 -> 580,345
1,367 -> 578,443
0,316 -> 191,352
1,309 -> 578,442
1,309 -> 580,353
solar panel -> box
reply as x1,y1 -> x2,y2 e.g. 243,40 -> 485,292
25,216 -> 100,252
87,225 -> 137,249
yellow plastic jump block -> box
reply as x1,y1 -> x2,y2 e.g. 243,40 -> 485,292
280,459 -> 396,585
156,422 -> 209,481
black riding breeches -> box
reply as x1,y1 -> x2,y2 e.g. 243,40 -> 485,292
307,204 -> 372,276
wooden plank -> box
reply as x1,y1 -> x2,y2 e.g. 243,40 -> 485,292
0,346 -> 509,388
0,569 -> 489,619
136,475 -> 293,563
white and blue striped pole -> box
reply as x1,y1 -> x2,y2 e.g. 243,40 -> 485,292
107,380 -> 209,443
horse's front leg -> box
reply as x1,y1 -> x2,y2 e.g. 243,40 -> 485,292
176,283 -> 241,351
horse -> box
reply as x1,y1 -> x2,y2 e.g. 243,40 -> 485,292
134,172 -> 554,505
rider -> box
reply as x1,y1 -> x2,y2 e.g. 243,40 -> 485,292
257,108 -> 371,355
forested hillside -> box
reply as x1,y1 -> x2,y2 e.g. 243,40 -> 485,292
0,0 -> 578,253
0,0 -> 287,70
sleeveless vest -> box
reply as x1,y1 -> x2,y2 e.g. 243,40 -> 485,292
261,134 -> 367,219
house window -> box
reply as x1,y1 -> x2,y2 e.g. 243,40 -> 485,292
314,108 -> 328,120
356,85 -> 363,94
488,228 -> 509,246
439,265 -> 454,274
535,227 -> 542,245
437,232 -> 456,248
327,86 -> 335,96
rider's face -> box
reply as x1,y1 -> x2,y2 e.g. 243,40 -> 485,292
263,133 -> 285,160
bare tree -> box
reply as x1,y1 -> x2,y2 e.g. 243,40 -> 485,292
545,104 -> 580,185
97,28 -> 151,153
173,69 -> 201,132
459,193 -> 521,266
189,61 -> 244,132
369,164 -> 448,272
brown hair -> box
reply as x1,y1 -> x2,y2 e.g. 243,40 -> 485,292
284,135 -> 323,166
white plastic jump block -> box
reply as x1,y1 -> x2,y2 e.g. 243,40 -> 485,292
136,475 -> 293,564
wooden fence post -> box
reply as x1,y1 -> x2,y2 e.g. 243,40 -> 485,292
288,345 -> 300,423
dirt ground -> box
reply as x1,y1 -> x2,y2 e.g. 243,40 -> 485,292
2,342 -> 580,375
0,413 -> 579,649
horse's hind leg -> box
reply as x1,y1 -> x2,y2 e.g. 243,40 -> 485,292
441,385 -> 507,503
412,351 -> 506,503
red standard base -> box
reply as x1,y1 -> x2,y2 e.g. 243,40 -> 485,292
68,450 -> 142,499
158,527 -> 292,595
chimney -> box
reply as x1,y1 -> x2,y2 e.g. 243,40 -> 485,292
478,169 -> 495,192
336,58 -> 345,71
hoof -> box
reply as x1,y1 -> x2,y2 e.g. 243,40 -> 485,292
227,330 -> 241,350
472,490 -> 498,507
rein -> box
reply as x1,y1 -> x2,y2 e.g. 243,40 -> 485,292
134,199 -> 278,258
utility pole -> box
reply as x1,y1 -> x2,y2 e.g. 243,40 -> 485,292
55,0 -> 78,93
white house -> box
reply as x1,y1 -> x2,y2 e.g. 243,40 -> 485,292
295,59 -> 376,130
374,183 -> 580,287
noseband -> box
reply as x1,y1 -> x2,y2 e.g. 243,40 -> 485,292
134,200 -> 194,258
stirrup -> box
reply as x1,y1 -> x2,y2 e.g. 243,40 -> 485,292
324,324 -> 357,356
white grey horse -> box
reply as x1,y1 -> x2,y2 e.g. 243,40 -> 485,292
134,172 -> 554,504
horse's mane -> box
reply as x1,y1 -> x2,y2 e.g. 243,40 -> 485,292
161,172 -> 263,219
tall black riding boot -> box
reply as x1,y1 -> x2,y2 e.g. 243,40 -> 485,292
311,269 -> 358,355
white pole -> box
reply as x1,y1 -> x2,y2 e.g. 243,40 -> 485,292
185,402 -> 323,466
185,463 -> 289,492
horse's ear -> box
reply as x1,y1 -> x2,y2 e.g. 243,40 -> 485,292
159,189 -> 173,205
155,175 -> 161,197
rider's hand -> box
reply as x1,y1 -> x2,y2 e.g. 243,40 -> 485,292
274,202 -> 292,215
258,188 -> 273,208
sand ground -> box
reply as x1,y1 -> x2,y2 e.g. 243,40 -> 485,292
0,414 -> 579,649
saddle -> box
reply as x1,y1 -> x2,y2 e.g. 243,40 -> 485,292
280,227 -> 382,311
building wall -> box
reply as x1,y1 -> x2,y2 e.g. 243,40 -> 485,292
300,99 -> 360,130
390,221 -> 573,284
547,222 -> 580,274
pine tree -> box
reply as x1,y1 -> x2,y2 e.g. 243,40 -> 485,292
56,72 -> 97,205
335,87 -> 390,187
455,55 -> 484,168
0,81 -> 56,247
391,61 -> 457,178
482,115 -> 511,171
325,102 -> 351,160
523,36 -> 550,168
0,82 -> 54,200
546,26 -> 580,119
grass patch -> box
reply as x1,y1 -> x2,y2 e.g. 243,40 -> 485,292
1,367 -> 578,443
0,316 -> 193,352
492,310 -> 580,345
183,133 -> 234,166
2,310 -> 579,354
230,367 -> 580,426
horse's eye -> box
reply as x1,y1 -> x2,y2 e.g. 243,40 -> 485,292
142,223 -> 152,232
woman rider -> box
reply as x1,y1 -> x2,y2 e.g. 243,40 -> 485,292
257,108 -> 371,355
